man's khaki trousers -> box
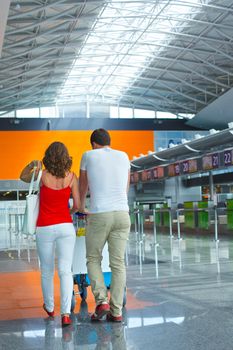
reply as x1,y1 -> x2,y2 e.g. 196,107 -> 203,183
86,211 -> 130,316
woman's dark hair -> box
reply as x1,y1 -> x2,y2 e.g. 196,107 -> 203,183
90,128 -> 111,146
43,142 -> 72,178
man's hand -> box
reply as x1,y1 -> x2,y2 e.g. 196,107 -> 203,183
78,207 -> 90,215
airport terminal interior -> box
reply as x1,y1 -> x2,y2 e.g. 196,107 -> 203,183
2,0 -> 233,349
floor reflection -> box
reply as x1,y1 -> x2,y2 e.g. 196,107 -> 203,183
2,230 -> 233,349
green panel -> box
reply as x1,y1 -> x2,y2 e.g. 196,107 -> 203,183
197,201 -> 209,230
184,201 -> 195,229
152,203 -> 162,225
162,203 -> 170,227
227,199 -> 233,230
129,205 -> 135,224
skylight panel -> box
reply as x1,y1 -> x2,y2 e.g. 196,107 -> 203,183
58,0 -> 202,104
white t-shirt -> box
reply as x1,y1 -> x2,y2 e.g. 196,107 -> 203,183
80,147 -> 130,213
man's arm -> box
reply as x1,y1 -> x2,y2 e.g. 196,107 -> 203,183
79,169 -> 89,212
127,169 -> 130,193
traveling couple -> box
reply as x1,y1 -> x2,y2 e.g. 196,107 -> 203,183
20,128 -> 131,327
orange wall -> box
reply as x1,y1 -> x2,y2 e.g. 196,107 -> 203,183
0,130 -> 154,179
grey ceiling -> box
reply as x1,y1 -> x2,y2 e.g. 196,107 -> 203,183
1,0 -> 233,122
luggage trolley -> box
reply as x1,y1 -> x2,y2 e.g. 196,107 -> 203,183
72,213 -> 111,311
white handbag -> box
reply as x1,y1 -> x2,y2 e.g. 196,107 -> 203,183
22,168 -> 42,235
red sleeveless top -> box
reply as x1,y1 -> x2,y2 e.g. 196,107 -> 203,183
37,184 -> 73,227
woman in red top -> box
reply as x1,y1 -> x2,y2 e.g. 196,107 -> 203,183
20,142 -> 80,327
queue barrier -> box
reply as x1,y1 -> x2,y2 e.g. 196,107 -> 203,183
0,203 -> 36,262
131,204 -> 231,276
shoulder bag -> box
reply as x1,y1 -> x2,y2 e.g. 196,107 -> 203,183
22,168 -> 42,235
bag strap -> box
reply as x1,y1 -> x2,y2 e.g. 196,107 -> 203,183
34,169 -> 42,193
28,168 -> 42,195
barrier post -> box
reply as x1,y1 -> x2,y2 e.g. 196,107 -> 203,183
214,206 -> 219,242
140,209 -> 145,262
153,209 -> 159,278
169,208 -> 173,239
169,208 -> 174,262
177,209 -> 181,240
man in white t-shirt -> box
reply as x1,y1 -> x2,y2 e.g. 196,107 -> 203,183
79,128 -> 131,322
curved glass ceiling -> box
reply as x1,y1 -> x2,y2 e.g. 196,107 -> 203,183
58,0 -> 201,104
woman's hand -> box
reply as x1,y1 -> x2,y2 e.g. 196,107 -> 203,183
20,160 -> 42,183
28,160 -> 42,171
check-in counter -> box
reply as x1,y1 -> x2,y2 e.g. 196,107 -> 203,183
197,201 -> 210,230
226,199 -> 233,230
183,201 -> 196,229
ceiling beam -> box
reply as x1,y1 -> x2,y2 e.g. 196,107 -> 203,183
0,0 -> 11,58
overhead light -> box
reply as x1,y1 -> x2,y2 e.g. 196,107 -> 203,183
181,138 -> 188,144
139,153 -> 145,157
168,142 -> 176,148
184,144 -> 200,153
153,154 -> 167,161
209,129 -> 218,134
228,122 -> 233,128
147,150 -> 153,154
194,134 -> 203,139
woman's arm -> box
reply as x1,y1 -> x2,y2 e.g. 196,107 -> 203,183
70,173 -> 81,214
78,169 -> 88,213
20,160 -> 42,183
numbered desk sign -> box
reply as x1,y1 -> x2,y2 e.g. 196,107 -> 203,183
212,153 -> 219,168
224,149 -> 233,166
182,160 -> 189,174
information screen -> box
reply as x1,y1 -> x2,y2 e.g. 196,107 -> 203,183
130,149 -> 232,184
168,164 -> 175,177
157,167 -> 164,178
133,171 -> 139,183
182,159 -> 198,174
153,167 -> 158,179
189,159 -> 198,173
202,153 -> 219,170
141,170 -> 147,182
174,163 -> 180,176
168,164 -> 180,176
202,155 -> 212,170
146,169 -> 152,181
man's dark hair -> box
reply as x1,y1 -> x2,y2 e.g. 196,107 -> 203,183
90,128 -> 111,146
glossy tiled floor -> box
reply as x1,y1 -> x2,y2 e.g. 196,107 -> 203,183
1,228 -> 233,349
